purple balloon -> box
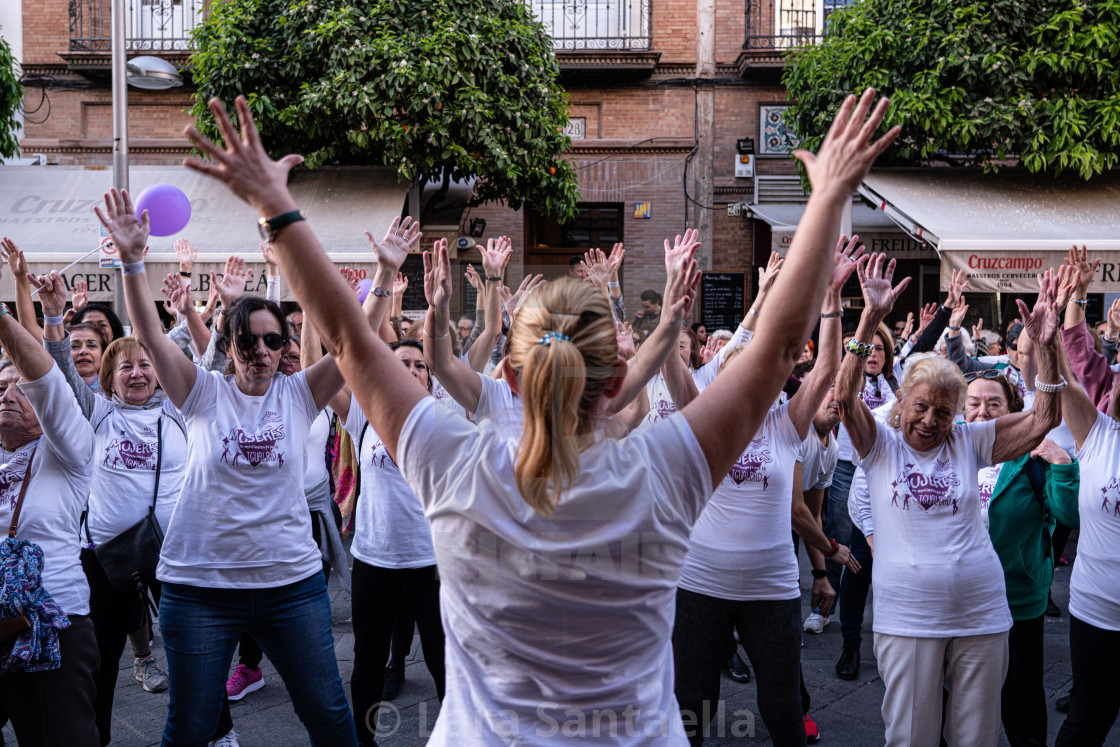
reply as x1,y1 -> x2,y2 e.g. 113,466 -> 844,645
355,278 -> 374,304
134,183 -> 191,237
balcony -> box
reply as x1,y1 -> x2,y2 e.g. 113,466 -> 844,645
528,0 -> 658,83
64,0 -> 203,72
739,0 -> 853,73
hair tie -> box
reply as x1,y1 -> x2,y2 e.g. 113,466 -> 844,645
538,331 -> 570,346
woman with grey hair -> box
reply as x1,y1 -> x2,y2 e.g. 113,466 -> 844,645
836,258 -> 1064,747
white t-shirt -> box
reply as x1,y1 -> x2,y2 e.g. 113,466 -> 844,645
303,409 -> 332,491
399,397 -> 711,745
1069,412 -> 1120,631
1021,390 -> 1077,454
799,429 -> 838,492
690,327 -> 753,393
86,396 -> 187,545
345,396 -> 439,569
679,404 -> 803,601
0,365 -> 94,615
977,464 -> 1003,531
473,372 -> 523,438
158,369 -> 323,588
837,373 -> 897,462
643,328 -> 755,428
858,419 -> 1011,637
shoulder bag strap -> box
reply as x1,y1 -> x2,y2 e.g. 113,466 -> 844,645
150,417 -> 163,514
8,447 -> 38,539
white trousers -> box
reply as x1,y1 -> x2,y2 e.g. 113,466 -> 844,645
874,630 -> 1009,747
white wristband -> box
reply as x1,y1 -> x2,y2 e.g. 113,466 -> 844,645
607,281 -> 620,288
43,314 -> 65,326
122,260 -> 145,275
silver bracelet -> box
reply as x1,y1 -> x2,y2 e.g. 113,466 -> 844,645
1072,299 -> 1088,306
122,260 -> 145,275
1034,375 -> 1068,394
423,328 -> 448,340
748,308 -> 760,318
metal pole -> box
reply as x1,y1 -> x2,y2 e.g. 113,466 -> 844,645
111,0 -> 130,324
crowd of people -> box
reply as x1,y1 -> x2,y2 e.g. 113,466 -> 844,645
0,88 -> 1114,747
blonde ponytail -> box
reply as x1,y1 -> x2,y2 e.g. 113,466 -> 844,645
509,278 -> 618,513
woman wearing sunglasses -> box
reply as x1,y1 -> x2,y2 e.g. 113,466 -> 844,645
96,189 -> 357,746
961,368 -> 1079,747
836,260 -> 1064,747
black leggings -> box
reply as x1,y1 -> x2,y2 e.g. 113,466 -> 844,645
1056,615 -> 1120,746
350,561 -> 445,747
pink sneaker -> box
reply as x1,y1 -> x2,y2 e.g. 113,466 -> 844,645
226,664 -> 264,700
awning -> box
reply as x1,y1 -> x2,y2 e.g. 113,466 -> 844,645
0,165 -> 409,301
859,169 -> 1120,293
749,202 -> 937,260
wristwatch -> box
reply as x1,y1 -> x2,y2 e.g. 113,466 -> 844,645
258,210 -> 305,242
372,286 -> 391,298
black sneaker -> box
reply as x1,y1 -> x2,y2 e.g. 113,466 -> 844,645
724,653 -> 751,683
1057,693 -> 1070,713
382,666 -> 405,701
836,646 -> 860,681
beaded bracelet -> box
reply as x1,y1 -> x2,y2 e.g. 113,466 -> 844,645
1034,376 -> 1068,394
844,338 -> 873,358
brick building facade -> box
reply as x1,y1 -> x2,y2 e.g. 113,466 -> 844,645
12,0 -> 914,320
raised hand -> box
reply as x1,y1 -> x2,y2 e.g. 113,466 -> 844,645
422,238 -> 453,311
464,263 -> 483,292
1106,298 -> 1120,339
1,238 -> 25,284
71,277 -> 89,312
161,273 -> 194,316
184,96 -> 303,217
93,188 -> 150,263
664,228 -> 701,274
900,311 -> 915,341
971,317 -> 985,342
393,272 -> 408,297
27,272 -> 67,318
174,237 -> 199,273
946,268 -> 969,309
856,252 -> 911,320
698,335 -> 721,365
1055,263 -> 1079,310
260,243 -> 280,277
338,267 -> 361,293
793,88 -> 900,197
365,216 -> 421,273
580,246 -> 614,289
1017,269 -> 1059,347
662,253 -> 701,325
479,236 -> 512,280
949,297 -> 969,330
502,273 -> 546,320
758,251 -> 785,293
829,234 -> 867,292
1068,244 -> 1100,297
200,285 -> 220,323
211,255 -> 252,309
616,321 -> 637,361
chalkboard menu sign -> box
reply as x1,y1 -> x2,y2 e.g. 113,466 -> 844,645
461,272 -> 479,316
700,272 -> 746,332
399,253 -> 428,311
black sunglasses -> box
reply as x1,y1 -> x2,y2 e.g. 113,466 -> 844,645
964,370 -> 1002,383
237,332 -> 286,352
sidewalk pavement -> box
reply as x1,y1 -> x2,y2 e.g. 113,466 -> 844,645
15,534 -> 1112,746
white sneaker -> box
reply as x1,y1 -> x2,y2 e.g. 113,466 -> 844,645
803,613 -> 829,634
209,731 -> 240,747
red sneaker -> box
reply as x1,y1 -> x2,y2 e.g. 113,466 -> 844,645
804,714 -> 821,744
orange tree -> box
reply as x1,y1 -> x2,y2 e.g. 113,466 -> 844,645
189,0 -> 579,221
0,32 -> 20,158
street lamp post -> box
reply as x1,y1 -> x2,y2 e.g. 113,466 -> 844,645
109,0 -> 183,324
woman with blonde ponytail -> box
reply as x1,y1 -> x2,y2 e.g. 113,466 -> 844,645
184,89 -> 899,744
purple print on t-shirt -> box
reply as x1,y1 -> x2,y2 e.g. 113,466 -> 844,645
220,411 -> 286,469
891,457 -> 962,514
0,449 -> 33,509
104,426 -> 157,470
728,437 -> 773,488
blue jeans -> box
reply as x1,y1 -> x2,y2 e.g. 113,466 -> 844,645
824,459 -> 856,606
839,527 -> 874,649
159,571 -> 357,747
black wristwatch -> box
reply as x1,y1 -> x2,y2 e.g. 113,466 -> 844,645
258,210 -> 305,242
811,569 -> 828,579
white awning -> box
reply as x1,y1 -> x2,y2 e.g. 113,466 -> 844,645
0,165 -> 409,301
749,201 -> 937,260
859,169 -> 1120,293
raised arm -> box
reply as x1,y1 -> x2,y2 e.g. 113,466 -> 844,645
1063,245 -> 1098,330
788,235 -> 862,438
420,239 -> 486,412
743,251 -> 784,333
686,90 -> 900,485
582,243 -> 626,322
836,253 -> 911,460
0,239 -> 43,344
362,218 -> 419,337
161,273 -> 212,358
94,190 -> 198,407
990,271 -> 1063,463
29,272 -> 99,419
467,237 -> 511,373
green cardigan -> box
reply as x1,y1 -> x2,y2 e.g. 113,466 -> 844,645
987,455 -> 1080,620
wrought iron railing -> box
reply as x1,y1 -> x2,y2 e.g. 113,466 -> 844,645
69,0 -> 204,52
529,0 -> 652,51
744,0 -> 854,51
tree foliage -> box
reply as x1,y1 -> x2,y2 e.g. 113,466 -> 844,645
190,0 -> 579,220
783,0 -> 1120,179
0,31 -> 22,159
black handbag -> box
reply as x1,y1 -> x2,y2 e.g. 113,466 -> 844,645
93,418 -> 164,594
